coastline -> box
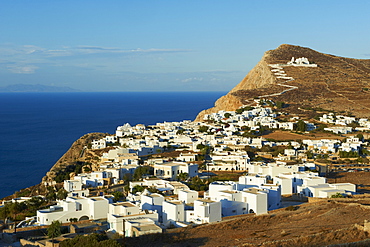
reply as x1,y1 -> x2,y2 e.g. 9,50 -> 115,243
0,92 -> 227,199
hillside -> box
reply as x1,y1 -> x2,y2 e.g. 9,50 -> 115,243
196,44 -> 370,121
126,197 -> 370,247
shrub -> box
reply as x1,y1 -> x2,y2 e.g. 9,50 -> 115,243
285,205 -> 299,211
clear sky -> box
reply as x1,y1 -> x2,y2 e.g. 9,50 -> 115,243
0,1 -> 369,92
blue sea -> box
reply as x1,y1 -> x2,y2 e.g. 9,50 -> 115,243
0,92 -> 225,199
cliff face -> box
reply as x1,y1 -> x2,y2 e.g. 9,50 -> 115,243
42,132 -> 107,185
196,44 -> 370,120
230,57 -> 277,93
195,93 -> 243,121
195,49 -> 277,121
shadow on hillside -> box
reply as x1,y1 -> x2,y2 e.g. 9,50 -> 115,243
125,232 -> 209,247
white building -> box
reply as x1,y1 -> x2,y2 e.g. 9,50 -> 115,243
178,190 -> 198,204
162,200 -> 185,226
154,162 -> 198,180
186,199 -> 222,224
37,196 -> 109,225
242,188 -> 268,215
239,174 -> 267,186
63,180 -> 89,197
108,211 -> 161,237
298,182 -> 356,198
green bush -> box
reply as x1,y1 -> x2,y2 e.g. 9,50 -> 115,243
285,205 -> 299,211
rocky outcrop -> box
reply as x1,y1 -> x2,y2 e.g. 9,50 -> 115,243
195,44 -> 370,120
195,93 -> 243,121
42,132 -> 107,186
230,57 -> 276,93
195,49 -> 277,121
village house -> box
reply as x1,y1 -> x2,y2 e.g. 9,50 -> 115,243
63,179 -> 89,197
186,199 -> 222,224
298,182 -> 356,198
162,200 -> 185,227
178,190 -> 199,204
37,196 -> 110,225
107,205 -> 161,237
154,161 -> 198,180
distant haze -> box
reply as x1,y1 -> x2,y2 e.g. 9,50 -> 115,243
0,1 -> 369,91
0,84 -> 80,92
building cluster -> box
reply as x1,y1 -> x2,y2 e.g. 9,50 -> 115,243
18,103 -> 368,237
35,159 -> 356,237
287,57 -> 318,67
320,113 -> 370,134
203,107 -> 296,131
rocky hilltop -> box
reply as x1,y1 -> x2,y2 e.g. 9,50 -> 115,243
42,132 -> 108,186
196,44 -> 370,121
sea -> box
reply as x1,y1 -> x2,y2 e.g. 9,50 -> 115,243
0,92 -> 226,199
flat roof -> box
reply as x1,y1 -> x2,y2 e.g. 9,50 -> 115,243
114,202 -> 137,207
133,224 -> 162,232
197,198 -> 215,203
220,190 -> 238,194
89,197 -> 105,201
149,194 -> 162,198
145,177 -> 162,181
166,200 -> 183,205
309,184 -> 331,188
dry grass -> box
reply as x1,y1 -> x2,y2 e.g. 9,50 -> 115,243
234,45 -> 370,118
127,200 -> 370,247
262,130 -> 341,141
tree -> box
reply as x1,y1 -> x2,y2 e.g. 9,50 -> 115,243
356,133 -> 364,141
224,113 -> 232,118
112,191 -> 124,202
57,188 -> 68,200
0,204 -> 10,220
196,143 -> 206,150
177,172 -> 188,182
305,151 -> 314,159
46,187 -> 57,202
47,220 -> 62,240
9,202 -> 22,221
296,120 -> 307,132
331,192 -> 345,198
132,185 -> 144,194
133,166 -> 152,180
198,126 -> 209,133
176,129 -> 185,135
276,101 -> 285,109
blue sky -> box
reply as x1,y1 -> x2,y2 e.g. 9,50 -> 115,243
0,1 -> 369,92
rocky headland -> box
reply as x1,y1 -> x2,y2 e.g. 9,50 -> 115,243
196,44 -> 370,121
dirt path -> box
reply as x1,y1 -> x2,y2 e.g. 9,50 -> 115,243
243,64 -> 299,105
